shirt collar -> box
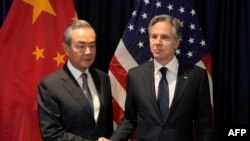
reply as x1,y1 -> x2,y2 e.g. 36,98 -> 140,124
67,60 -> 89,80
154,56 -> 179,74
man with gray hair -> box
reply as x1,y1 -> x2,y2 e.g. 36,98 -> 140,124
37,20 -> 113,141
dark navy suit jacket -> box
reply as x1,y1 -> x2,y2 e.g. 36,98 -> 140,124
111,60 -> 213,141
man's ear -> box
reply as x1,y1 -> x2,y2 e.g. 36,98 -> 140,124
63,43 -> 69,55
175,39 -> 180,49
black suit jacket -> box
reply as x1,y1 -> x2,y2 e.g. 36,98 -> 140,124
111,61 -> 213,141
38,64 -> 113,141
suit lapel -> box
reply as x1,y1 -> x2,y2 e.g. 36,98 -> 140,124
143,61 -> 192,124
169,62 -> 190,114
61,65 -> 94,119
143,62 -> 162,122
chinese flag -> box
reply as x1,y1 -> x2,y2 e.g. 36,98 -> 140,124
0,0 -> 76,140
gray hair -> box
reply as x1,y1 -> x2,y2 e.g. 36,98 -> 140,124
63,20 -> 96,46
148,14 -> 182,39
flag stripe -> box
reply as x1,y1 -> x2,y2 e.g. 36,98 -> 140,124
201,54 -> 212,75
114,40 -> 138,71
109,71 -> 126,110
112,96 -> 125,123
109,56 -> 128,90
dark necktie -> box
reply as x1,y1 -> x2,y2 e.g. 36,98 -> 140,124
158,67 -> 169,121
82,73 -> 94,113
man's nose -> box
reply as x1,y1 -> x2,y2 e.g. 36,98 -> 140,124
84,46 -> 91,54
156,37 -> 163,44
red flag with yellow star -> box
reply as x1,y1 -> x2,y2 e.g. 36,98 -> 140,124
0,0 -> 77,140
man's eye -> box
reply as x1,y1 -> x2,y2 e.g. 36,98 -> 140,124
77,45 -> 84,48
75,45 -> 85,49
89,44 -> 95,48
161,36 -> 168,40
151,35 -> 158,39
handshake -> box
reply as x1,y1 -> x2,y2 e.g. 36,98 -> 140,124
97,137 -> 111,141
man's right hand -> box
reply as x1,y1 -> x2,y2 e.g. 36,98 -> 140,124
97,137 -> 111,141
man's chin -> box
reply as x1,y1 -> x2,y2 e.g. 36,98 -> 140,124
153,55 -> 163,60
80,62 -> 92,68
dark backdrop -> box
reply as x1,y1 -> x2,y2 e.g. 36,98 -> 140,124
1,0 -> 249,141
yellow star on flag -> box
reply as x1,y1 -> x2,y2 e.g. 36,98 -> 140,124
53,52 -> 65,66
23,0 -> 56,23
32,46 -> 45,61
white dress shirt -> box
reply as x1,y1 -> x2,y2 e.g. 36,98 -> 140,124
154,56 -> 179,108
67,61 -> 100,122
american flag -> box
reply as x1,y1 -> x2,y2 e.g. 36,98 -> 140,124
108,0 -> 213,129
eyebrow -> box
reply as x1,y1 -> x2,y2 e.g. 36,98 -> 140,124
75,41 -> 96,44
150,33 -> 171,37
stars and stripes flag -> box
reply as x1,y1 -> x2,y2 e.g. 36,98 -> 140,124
0,0 -> 76,140
109,0 -> 213,129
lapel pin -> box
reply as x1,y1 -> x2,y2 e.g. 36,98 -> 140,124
184,76 -> 188,79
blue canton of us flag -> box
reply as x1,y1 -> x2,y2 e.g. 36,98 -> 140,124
123,0 -> 208,65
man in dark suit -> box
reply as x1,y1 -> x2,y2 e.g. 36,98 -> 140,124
99,14 -> 213,141
37,20 -> 113,141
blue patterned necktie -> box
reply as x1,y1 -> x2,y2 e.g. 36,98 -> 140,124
158,67 -> 169,121
82,73 -> 94,113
